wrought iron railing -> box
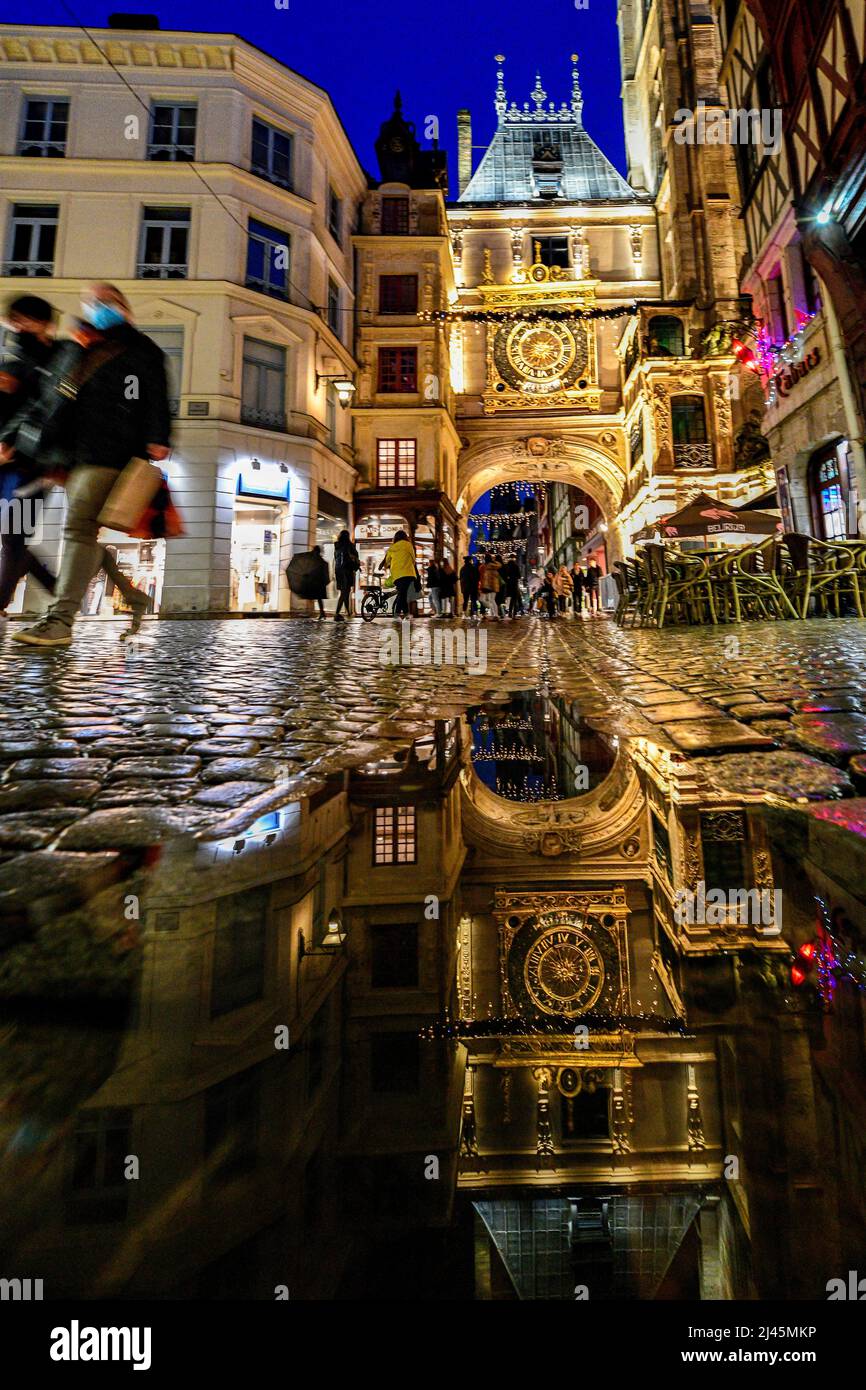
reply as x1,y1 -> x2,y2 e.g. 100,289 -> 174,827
17,140 -> 66,157
137,263 -> 188,279
240,405 -> 288,431
1,260 -> 54,277
147,144 -> 195,161
674,442 -> 714,469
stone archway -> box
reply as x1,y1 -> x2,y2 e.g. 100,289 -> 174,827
455,430 -> 628,561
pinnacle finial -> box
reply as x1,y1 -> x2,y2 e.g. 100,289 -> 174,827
531,72 -> 547,111
495,54 -> 507,124
571,53 -> 583,122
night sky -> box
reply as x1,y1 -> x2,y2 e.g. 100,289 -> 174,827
8,1 -> 628,189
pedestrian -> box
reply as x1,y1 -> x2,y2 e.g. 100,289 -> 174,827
540,568 -> 557,619
0,295 -> 60,615
382,528 -> 416,617
308,544 -> 330,618
585,558 -> 602,614
333,528 -> 360,620
479,551 -> 501,620
500,553 -> 523,618
439,557 -> 457,617
8,284 -> 172,646
571,561 -> 586,615
459,554 -> 479,617
555,563 -> 574,614
426,555 -> 442,616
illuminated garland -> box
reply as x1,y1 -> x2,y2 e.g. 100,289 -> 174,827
815,893 -> 866,1002
420,304 -> 637,324
422,1011 -> 691,1040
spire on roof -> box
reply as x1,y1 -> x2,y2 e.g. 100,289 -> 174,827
571,54 -> 583,124
531,73 -> 547,112
495,54 -> 507,125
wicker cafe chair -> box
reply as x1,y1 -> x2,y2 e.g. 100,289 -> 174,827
613,559 -> 639,626
642,544 -> 717,627
710,538 -> 799,623
782,533 -> 863,619
632,550 -> 655,626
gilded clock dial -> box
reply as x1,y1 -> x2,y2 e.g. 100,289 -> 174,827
506,319 -> 577,382
523,924 -> 605,1016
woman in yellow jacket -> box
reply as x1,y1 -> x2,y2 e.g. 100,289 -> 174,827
382,529 -> 417,616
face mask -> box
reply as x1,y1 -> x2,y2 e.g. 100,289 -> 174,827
81,301 -> 125,331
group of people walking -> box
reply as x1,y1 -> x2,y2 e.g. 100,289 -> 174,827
304,527 -> 605,622
0,286 -> 172,645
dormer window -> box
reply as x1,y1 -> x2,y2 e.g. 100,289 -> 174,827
532,142 -> 563,200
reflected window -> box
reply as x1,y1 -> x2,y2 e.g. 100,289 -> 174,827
700,812 -> 747,893
561,1088 -> 610,1140
67,1108 -> 132,1224
373,805 -> 417,864
377,438 -> 416,488
204,1065 -> 261,1181
210,885 -> 268,1016
651,811 -> 672,882
371,923 -> 418,988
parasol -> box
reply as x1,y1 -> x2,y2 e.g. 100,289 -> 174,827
634,491 -> 784,543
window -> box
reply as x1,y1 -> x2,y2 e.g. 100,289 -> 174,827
379,274 -> 418,315
18,97 -> 68,156
4,203 -> 58,276
140,325 -> 183,416
765,265 -> 790,344
204,1066 -> 261,1182
327,277 -> 341,336
328,186 -> 342,245
138,206 -> 190,278
376,439 -> 416,487
560,1087 -> 610,1140
377,346 -> 417,393
251,117 -> 292,190
533,235 -> 570,268
671,396 -> 711,468
381,195 -> 410,234
647,314 -> 685,356
246,217 -> 290,300
700,812 -> 747,894
809,444 -> 850,540
629,420 -> 644,469
148,103 -> 196,160
210,885 -> 268,1016
370,1032 -> 420,1094
241,337 -> 286,431
371,923 -> 419,988
373,805 -> 417,864
651,810 -> 671,882
67,1108 -> 132,1224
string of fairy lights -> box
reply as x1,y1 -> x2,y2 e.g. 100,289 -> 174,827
422,1011 -> 691,1040
420,304 -> 638,324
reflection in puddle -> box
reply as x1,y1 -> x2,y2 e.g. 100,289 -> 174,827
468,693 -> 616,801
0,699 -> 865,1302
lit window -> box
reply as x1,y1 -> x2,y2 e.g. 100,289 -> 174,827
18,97 -> 68,157
148,103 -> 196,161
381,196 -> 410,234
373,806 -> 417,865
376,439 -> 416,487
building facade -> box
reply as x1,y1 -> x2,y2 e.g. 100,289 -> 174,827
0,18 -> 366,614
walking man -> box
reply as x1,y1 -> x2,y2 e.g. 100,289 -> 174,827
11,284 -> 171,646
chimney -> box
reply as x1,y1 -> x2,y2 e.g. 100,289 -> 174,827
108,14 -> 161,28
457,109 -> 472,196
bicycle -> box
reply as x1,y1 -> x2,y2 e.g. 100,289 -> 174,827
360,583 -> 397,622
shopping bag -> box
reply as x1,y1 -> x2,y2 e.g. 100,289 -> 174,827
128,477 -> 186,540
98,456 -> 164,533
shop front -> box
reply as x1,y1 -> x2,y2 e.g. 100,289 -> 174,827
315,487 -> 351,611
230,461 -> 291,613
81,534 -> 166,619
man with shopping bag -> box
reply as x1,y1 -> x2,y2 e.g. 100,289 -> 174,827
9,283 -> 171,647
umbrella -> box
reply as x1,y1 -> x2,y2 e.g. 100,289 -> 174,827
285,550 -> 328,598
634,491 -> 784,543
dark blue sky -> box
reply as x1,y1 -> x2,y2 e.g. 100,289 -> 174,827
12,1 -> 627,188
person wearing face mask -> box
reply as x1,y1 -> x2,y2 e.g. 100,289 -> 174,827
0,295 -> 60,615
8,283 -> 171,647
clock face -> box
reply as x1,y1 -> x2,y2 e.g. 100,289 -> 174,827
524,922 -> 605,1016
493,318 -> 589,394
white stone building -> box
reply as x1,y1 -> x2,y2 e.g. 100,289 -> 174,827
0,18 -> 366,614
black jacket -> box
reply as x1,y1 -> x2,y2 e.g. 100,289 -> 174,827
2,323 -> 171,472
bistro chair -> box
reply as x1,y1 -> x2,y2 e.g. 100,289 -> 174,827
710,538 -> 799,623
643,544 -> 717,628
613,559 -> 639,626
781,533 -> 863,619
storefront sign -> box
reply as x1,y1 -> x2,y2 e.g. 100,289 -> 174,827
775,347 -> 820,398
237,464 -> 290,500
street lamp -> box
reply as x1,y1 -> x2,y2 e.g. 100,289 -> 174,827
316,372 -> 356,408
298,908 -> 347,959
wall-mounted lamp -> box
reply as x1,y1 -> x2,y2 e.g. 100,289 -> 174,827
299,908 -> 347,960
816,202 -> 835,226
250,458 -> 261,471
316,373 -> 356,408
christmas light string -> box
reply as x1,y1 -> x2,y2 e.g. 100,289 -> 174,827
422,1011 -> 691,1040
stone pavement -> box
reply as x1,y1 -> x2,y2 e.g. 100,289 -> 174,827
1,611 -> 865,963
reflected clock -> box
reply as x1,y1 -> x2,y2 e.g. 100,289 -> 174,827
504,907 -> 622,1018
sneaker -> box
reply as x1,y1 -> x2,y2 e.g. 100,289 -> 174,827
124,589 -> 150,636
10,617 -> 72,647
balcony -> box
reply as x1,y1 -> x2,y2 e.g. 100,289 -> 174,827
137,263 -> 188,280
17,140 -> 66,157
674,443 -> 714,470
240,406 -> 288,432
147,143 -> 195,161
251,161 -> 293,193
2,260 -> 54,277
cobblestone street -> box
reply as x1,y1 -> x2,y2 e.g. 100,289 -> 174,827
1,611 -> 865,874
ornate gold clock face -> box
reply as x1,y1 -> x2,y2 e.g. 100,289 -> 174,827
506,319 -> 577,383
524,920 -> 605,1016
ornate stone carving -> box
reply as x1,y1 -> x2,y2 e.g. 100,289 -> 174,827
686,1064 -> 707,1152
461,1072 -> 479,1159
511,436 -> 567,459
535,1069 -> 555,1161
611,1067 -> 633,1154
